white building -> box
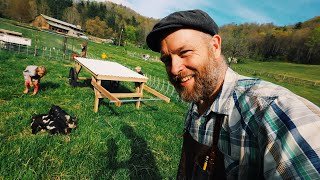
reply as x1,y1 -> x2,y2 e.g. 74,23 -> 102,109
0,29 -> 31,46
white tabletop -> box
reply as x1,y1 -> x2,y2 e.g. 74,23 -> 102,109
75,57 -> 147,80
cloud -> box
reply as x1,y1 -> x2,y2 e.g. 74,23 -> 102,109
232,4 -> 274,24
101,0 -> 209,18
93,0 -> 320,25
136,0 -> 211,18
97,0 -> 273,23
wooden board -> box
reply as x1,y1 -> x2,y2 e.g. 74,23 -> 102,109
75,57 -> 148,82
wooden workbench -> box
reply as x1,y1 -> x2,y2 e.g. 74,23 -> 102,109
73,57 -> 170,112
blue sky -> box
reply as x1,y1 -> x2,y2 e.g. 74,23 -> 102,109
98,0 -> 319,26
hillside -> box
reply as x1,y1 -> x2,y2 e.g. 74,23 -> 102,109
0,15 -> 319,179
1,0 -> 320,64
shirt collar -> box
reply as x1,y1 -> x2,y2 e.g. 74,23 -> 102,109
209,67 -> 238,115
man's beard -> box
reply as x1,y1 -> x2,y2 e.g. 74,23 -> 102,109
168,56 -> 224,103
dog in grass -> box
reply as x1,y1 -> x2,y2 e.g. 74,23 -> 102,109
31,105 -> 77,134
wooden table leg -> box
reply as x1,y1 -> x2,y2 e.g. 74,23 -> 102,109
75,64 -> 82,74
135,82 -> 144,109
94,79 -> 101,112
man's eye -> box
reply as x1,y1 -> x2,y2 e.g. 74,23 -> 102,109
180,50 -> 191,57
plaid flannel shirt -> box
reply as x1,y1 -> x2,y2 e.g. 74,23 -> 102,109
185,68 -> 320,179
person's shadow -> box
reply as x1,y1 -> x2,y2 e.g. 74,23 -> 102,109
104,124 -> 162,179
39,81 -> 60,91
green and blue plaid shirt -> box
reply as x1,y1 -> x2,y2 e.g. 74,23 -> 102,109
185,68 -> 320,179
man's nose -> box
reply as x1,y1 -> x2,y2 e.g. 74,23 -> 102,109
170,55 -> 184,75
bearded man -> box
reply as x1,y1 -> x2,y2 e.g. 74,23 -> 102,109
146,9 -> 320,179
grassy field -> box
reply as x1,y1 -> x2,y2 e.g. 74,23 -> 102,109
232,60 -> 320,106
1,19 -> 320,179
0,50 -> 187,179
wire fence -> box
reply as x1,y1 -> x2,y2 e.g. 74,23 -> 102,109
126,51 -> 161,62
233,66 -> 320,87
0,42 -> 75,60
0,42 -> 188,104
144,74 -> 188,104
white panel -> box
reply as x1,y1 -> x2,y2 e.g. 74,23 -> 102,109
75,57 -> 148,79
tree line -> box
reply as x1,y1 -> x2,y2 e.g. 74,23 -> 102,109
0,0 -> 157,48
0,0 -> 319,64
220,20 -> 320,64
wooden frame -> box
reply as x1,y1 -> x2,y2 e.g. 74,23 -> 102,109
74,57 -> 170,112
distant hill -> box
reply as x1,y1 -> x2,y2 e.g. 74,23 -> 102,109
1,0 -> 319,64
0,0 -> 158,48
301,16 -> 320,28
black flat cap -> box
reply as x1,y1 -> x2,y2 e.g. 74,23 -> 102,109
146,9 -> 219,52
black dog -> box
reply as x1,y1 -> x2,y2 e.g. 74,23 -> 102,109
30,114 -> 51,134
30,105 -> 77,134
47,105 -> 77,134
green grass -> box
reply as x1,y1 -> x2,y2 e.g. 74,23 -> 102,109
232,60 -> 320,106
1,19 -> 320,179
234,60 -> 320,81
0,50 -> 186,179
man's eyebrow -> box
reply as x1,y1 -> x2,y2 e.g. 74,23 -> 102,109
161,45 -> 189,56
174,46 -> 188,54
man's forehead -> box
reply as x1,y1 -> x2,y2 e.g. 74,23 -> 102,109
160,29 -> 204,53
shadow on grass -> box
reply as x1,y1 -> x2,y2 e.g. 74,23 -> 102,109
100,124 -> 162,179
0,81 -> 59,101
75,79 -> 92,88
99,100 -> 160,116
39,81 -> 60,91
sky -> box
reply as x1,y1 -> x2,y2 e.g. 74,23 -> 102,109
96,0 -> 319,26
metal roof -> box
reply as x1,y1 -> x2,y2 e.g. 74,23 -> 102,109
41,14 -> 82,31
46,21 -> 72,31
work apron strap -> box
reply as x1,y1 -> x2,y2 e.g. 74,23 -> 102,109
177,114 -> 226,180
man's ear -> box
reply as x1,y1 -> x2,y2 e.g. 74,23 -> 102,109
211,35 -> 221,57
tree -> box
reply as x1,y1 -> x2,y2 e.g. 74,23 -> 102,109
5,0 -> 33,22
87,1 -> 99,18
294,22 -> 302,29
85,16 -> 110,38
28,0 -> 38,19
0,0 -> 9,18
123,25 -> 137,44
62,5 -> 81,26
220,23 -> 249,60
46,0 -> 73,19
36,0 -> 51,16
305,28 -> 320,64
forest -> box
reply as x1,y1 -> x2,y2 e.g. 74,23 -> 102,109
0,0 -> 319,64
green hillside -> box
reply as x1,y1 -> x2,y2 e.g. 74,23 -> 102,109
0,19 -> 319,179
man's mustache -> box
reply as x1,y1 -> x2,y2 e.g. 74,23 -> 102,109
170,71 -> 196,82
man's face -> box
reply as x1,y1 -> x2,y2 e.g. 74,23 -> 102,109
160,29 -> 223,102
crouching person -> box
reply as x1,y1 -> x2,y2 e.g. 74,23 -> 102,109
23,65 -> 47,95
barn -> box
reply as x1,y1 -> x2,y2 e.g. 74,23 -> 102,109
32,14 -> 85,37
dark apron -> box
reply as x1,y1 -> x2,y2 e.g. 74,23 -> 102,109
177,114 -> 226,180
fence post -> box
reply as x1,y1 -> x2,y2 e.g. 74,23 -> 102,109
171,86 -> 175,96
34,45 -> 37,56
165,81 -> 170,94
